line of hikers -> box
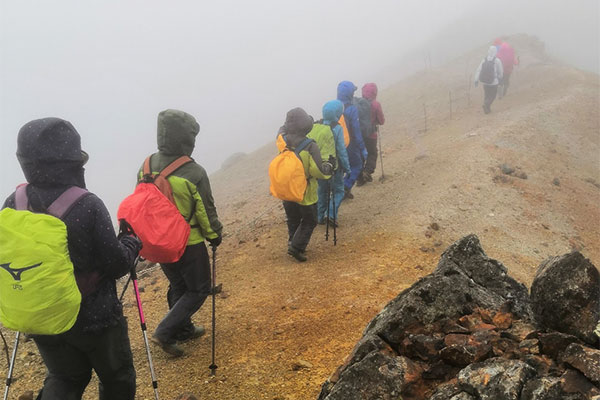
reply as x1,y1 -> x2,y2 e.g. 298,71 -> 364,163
269,81 -> 385,262
0,79 -> 387,397
474,38 -> 518,114
0,40 -> 519,397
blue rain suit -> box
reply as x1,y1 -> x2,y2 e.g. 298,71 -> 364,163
337,81 -> 366,190
317,100 -> 350,222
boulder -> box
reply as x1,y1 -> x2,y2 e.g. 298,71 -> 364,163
560,343 -> 600,384
321,352 -> 422,400
363,271 -> 507,347
538,331 -> 582,359
434,235 -> 533,320
521,377 -> 586,400
457,358 -> 536,399
560,369 -> 600,399
318,236 -> 600,400
429,381 -> 462,399
530,252 -> 600,345
365,236 -> 532,349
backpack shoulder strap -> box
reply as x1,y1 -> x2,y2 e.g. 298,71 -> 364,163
159,156 -> 193,178
143,155 -> 152,175
47,187 -> 89,219
294,138 -> 313,156
15,184 -> 29,211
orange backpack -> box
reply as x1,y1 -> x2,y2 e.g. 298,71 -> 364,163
339,115 -> 350,147
269,136 -> 313,202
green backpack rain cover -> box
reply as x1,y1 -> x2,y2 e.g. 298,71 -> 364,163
307,123 -> 336,168
0,185 -> 86,335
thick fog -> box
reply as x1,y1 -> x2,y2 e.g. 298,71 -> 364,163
1,0 -> 598,217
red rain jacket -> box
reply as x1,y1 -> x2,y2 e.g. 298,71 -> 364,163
361,83 -> 385,139
497,42 -> 518,75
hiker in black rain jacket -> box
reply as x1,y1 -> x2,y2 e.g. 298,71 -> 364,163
2,118 -> 141,400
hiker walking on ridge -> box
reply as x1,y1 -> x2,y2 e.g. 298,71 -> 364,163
496,40 -> 518,98
274,108 -> 333,261
1,118 -> 142,399
337,81 -> 366,199
474,46 -> 504,114
358,83 -> 385,184
317,100 -> 350,226
139,109 -> 223,357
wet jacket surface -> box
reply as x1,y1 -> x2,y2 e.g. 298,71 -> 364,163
337,81 -> 366,152
362,83 -> 385,139
3,118 -> 139,333
138,110 -> 223,244
497,42 -> 517,75
278,108 -> 330,205
322,100 -> 350,173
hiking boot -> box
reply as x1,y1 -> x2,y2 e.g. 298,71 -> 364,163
175,325 -> 206,343
287,246 -> 307,262
363,171 -> 373,182
356,174 -> 366,186
344,187 -> 354,200
151,335 -> 184,357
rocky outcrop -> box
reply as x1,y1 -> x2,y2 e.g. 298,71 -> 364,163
318,235 -> 599,400
530,252 -> 600,345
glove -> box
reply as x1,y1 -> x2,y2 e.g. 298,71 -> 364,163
118,219 -> 136,239
119,235 -> 143,258
207,235 -> 222,248
322,161 -> 334,176
328,155 -> 337,171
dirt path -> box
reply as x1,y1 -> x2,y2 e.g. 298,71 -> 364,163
3,40 -> 599,400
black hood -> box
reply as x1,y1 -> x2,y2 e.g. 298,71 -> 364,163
16,118 -> 87,188
157,109 -> 200,156
282,107 -> 313,138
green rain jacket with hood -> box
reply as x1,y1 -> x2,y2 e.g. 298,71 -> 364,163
138,109 -> 223,245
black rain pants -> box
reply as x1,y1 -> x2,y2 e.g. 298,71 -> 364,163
33,317 -> 135,400
364,136 -> 378,174
154,242 -> 211,344
283,201 -> 318,252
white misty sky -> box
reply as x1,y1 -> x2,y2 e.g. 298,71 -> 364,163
1,0 -> 598,216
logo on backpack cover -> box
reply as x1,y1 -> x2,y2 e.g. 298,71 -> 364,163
0,262 -> 43,281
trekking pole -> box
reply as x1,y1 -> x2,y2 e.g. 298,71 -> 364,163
209,245 -> 218,377
325,179 -> 331,241
119,276 -> 132,303
129,256 -> 159,400
3,332 -> 20,400
377,126 -> 385,182
332,182 -> 337,246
